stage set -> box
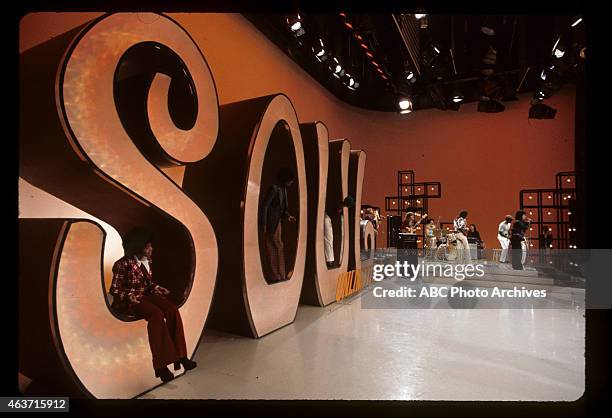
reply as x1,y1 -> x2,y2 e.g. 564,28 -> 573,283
18,12 -> 585,400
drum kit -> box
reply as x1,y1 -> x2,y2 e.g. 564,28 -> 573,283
435,232 -> 458,261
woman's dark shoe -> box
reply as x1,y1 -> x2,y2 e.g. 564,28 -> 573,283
154,366 -> 174,382
174,357 -> 197,371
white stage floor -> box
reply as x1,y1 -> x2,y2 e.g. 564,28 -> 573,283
141,269 -> 585,400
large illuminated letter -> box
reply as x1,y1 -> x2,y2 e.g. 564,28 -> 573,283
19,13 -> 218,398
348,150 -> 367,271
183,94 -> 307,338
300,123 -> 351,306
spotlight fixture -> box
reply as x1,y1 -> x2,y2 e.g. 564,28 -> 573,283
330,57 -> 345,78
481,26 -> 496,36
406,70 -> 415,80
312,38 -> 329,62
529,103 -> 557,119
286,14 -> 305,37
452,95 -> 464,103
398,97 -> 413,114
422,44 -> 442,67
344,73 -> 359,91
553,47 -> 565,59
414,13 -> 427,19
551,37 -> 565,58
571,16 -> 583,27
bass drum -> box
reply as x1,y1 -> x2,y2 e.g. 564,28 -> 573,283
446,241 -> 458,261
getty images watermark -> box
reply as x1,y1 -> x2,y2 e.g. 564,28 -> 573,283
360,258 -> 572,309
373,260 -> 486,282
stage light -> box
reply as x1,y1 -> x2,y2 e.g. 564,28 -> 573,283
566,178 -> 571,183
571,16 -> 583,27
344,73 -> 359,91
452,95 -> 464,103
414,14 -> 427,19
331,57 -> 345,78
529,196 -> 533,200
568,211 -> 572,215
547,211 -> 552,215
551,38 -> 565,58
433,46 -> 441,54
313,39 -> 329,62
481,26 -> 496,36
541,69 -> 547,80
398,97 -> 413,114
553,48 -> 565,58
286,14 -> 305,37
406,70 -> 414,80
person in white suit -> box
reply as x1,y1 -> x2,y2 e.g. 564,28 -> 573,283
497,215 -> 513,263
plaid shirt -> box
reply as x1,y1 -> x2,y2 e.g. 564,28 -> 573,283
110,256 -> 160,311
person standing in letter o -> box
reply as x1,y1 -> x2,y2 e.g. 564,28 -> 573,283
259,168 -> 297,282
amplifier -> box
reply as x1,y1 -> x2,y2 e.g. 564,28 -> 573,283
397,233 -> 418,278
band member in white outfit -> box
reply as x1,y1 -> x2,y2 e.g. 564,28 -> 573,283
324,197 -> 354,267
497,215 -> 513,263
453,211 -> 472,263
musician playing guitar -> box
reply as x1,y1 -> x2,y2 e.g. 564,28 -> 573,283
402,211 -> 429,234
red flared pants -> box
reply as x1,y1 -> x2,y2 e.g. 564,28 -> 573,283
133,294 -> 187,370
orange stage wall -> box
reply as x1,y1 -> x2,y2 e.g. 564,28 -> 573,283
20,13 -> 575,247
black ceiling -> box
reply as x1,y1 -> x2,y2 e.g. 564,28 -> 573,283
244,13 -> 585,112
